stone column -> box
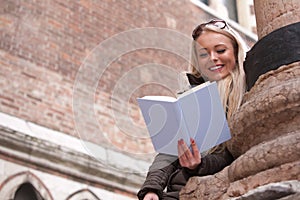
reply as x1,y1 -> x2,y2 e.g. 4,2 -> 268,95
180,1 -> 300,200
254,0 -> 300,39
230,0 -> 300,159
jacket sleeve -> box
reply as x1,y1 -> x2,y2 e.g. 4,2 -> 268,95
182,147 -> 234,176
137,153 -> 178,200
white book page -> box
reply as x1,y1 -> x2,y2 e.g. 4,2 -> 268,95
178,81 -> 212,99
139,95 -> 177,102
138,81 -> 212,102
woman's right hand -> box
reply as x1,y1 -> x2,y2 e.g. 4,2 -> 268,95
143,192 -> 159,200
178,138 -> 201,170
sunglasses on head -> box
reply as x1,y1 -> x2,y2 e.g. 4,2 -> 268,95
192,19 -> 228,40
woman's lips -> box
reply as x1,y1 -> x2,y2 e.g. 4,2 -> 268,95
209,65 -> 224,71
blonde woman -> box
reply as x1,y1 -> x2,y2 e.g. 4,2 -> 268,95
138,19 -> 249,200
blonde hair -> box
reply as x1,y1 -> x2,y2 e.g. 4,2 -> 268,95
189,23 -> 248,154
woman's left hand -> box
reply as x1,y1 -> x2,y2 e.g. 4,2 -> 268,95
178,138 -> 201,170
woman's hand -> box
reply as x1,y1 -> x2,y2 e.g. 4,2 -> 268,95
143,192 -> 159,200
178,138 -> 201,170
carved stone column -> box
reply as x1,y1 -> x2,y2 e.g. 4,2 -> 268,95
228,1 -> 300,158
180,1 -> 300,199
253,0 -> 300,39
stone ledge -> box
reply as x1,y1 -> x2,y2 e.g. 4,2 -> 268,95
226,161 -> 300,199
0,123 -> 147,195
180,160 -> 300,200
228,180 -> 300,200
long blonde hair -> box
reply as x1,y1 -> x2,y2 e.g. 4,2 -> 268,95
189,22 -> 248,153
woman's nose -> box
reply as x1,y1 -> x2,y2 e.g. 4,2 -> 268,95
210,52 -> 218,61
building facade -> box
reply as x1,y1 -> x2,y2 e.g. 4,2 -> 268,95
197,0 -> 257,33
0,0 -> 256,199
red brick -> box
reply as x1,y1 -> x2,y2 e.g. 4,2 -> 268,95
0,0 -> 256,159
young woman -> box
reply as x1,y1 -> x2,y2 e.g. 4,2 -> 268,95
137,19 -> 249,200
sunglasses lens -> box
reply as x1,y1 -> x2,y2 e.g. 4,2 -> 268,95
212,21 -> 226,29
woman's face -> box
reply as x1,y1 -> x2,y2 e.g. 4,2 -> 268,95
195,30 -> 237,81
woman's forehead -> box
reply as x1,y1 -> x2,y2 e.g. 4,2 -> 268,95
196,31 -> 234,48
197,30 -> 232,41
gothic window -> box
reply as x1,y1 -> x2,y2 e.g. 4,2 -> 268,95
66,188 -> 100,200
199,0 -> 209,5
0,171 -> 53,200
13,182 -> 43,200
224,0 -> 238,21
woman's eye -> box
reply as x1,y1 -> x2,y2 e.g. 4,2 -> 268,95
217,49 -> 226,54
199,52 -> 208,58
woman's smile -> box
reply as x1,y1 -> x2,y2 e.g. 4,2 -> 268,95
209,64 -> 224,71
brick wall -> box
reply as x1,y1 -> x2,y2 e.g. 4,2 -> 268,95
0,0 -> 254,160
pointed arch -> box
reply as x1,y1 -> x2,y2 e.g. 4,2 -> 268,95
14,182 -> 43,200
66,188 -> 101,200
0,171 -> 53,200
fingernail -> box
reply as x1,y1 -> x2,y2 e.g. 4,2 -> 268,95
191,139 -> 195,144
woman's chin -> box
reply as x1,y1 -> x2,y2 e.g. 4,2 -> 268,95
209,75 -> 223,81
210,72 -> 231,81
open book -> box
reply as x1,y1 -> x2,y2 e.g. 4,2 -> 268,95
137,81 -> 231,156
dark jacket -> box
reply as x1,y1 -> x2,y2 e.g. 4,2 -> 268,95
137,74 -> 234,200
137,148 -> 233,200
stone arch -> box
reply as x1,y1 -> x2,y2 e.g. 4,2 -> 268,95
14,182 -> 43,200
66,188 -> 101,200
0,171 -> 53,200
